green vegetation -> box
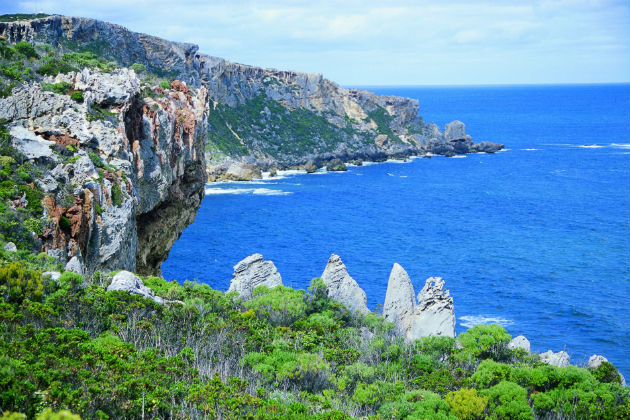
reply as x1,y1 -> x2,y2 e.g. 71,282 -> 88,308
0,243 -> 628,419
206,94 -> 368,159
367,106 -> 399,143
0,120 -> 46,250
0,14 -> 50,22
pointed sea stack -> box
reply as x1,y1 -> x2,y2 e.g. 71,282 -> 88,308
321,254 -> 369,313
382,263 -> 416,337
227,253 -> 282,300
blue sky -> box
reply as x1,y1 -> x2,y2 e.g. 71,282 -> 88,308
2,0 -> 629,85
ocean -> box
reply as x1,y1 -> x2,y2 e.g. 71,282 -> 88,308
162,84 -> 630,376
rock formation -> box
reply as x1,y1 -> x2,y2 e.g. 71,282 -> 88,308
383,263 -> 416,336
320,254 -> 368,313
508,335 -> 531,354
587,355 -> 626,386
0,68 -> 207,276
539,350 -> 570,367
383,265 -> 456,339
107,270 -> 165,304
227,253 -> 283,300
1,15 -> 503,183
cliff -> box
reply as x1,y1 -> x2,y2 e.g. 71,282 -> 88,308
0,61 -> 207,275
1,15 -> 502,182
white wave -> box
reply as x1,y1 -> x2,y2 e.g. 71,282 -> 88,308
521,148 -> 539,151
205,187 -> 291,196
497,148 -> 510,152
459,315 -> 514,328
578,144 -> 604,148
252,188 -> 292,196
450,155 -> 467,158
361,161 -> 380,166
277,169 -> 307,176
387,173 -> 395,176
610,143 -> 630,149
386,159 -> 408,164
400,175 -> 408,178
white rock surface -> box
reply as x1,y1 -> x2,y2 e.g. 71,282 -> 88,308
107,270 -> 164,304
227,253 -> 282,300
445,120 -> 466,140
383,263 -> 416,336
409,277 -> 456,338
587,354 -> 608,370
3,242 -> 17,252
320,254 -> 368,313
65,256 -> 84,276
540,350 -> 570,367
9,126 -> 58,161
42,271 -> 61,281
508,335 -> 531,354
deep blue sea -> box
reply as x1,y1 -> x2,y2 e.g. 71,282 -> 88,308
163,84 -> 630,376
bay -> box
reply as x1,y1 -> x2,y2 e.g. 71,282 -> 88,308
163,84 -> 630,376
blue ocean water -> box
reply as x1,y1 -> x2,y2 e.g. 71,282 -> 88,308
163,84 -> 630,376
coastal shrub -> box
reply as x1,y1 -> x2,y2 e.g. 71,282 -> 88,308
591,361 -> 622,384
445,388 -> 488,420
246,285 -> 306,326
110,182 -> 122,207
70,90 -> 84,103
0,261 -> 43,303
41,81 -> 71,95
13,42 -> 38,60
457,324 -> 511,361
130,63 -> 146,74
481,381 -> 533,420
472,359 -> 513,388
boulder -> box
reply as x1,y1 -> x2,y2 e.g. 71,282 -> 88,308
540,350 -> 570,367
42,271 -> 61,281
445,121 -> 466,141
3,242 -> 17,252
382,263 -> 416,336
587,355 -> 626,386
107,270 -> 164,304
508,335 -> 531,354
65,256 -> 84,276
471,141 -> 504,153
320,254 -> 368,313
227,253 -> 282,300
408,277 -> 456,339
326,158 -> 347,172
587,354 -> 608,370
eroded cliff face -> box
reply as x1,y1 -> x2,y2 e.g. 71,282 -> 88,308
1,15 -> 502,183
0,68 -> 207,275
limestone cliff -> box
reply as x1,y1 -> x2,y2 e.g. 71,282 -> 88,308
0,67 -> 207,275
1,15 -> 503,182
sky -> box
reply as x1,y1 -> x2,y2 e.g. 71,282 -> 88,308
1,0 -> 629,85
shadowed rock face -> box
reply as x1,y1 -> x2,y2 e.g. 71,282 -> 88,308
321,254 -> 368,313
383,265 -> 456,339
0,68 -> 207,275
227,253 -> 283,300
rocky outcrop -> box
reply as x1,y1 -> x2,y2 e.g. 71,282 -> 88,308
587,355 -> 626,386
382,263 -> 416,336
540,350 -> 570,367
107,270 -> 165,304
3,242 -> 17,253
1,15 -> 503,183
508,335 -> 531,354
320,254 -> 368,313
0,68 -> 207,276
383,265 -> 456,339
227,253 -> 283,300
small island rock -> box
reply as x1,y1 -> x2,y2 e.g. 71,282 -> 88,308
227,253 -> 282,300
321,254 -> 368,313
